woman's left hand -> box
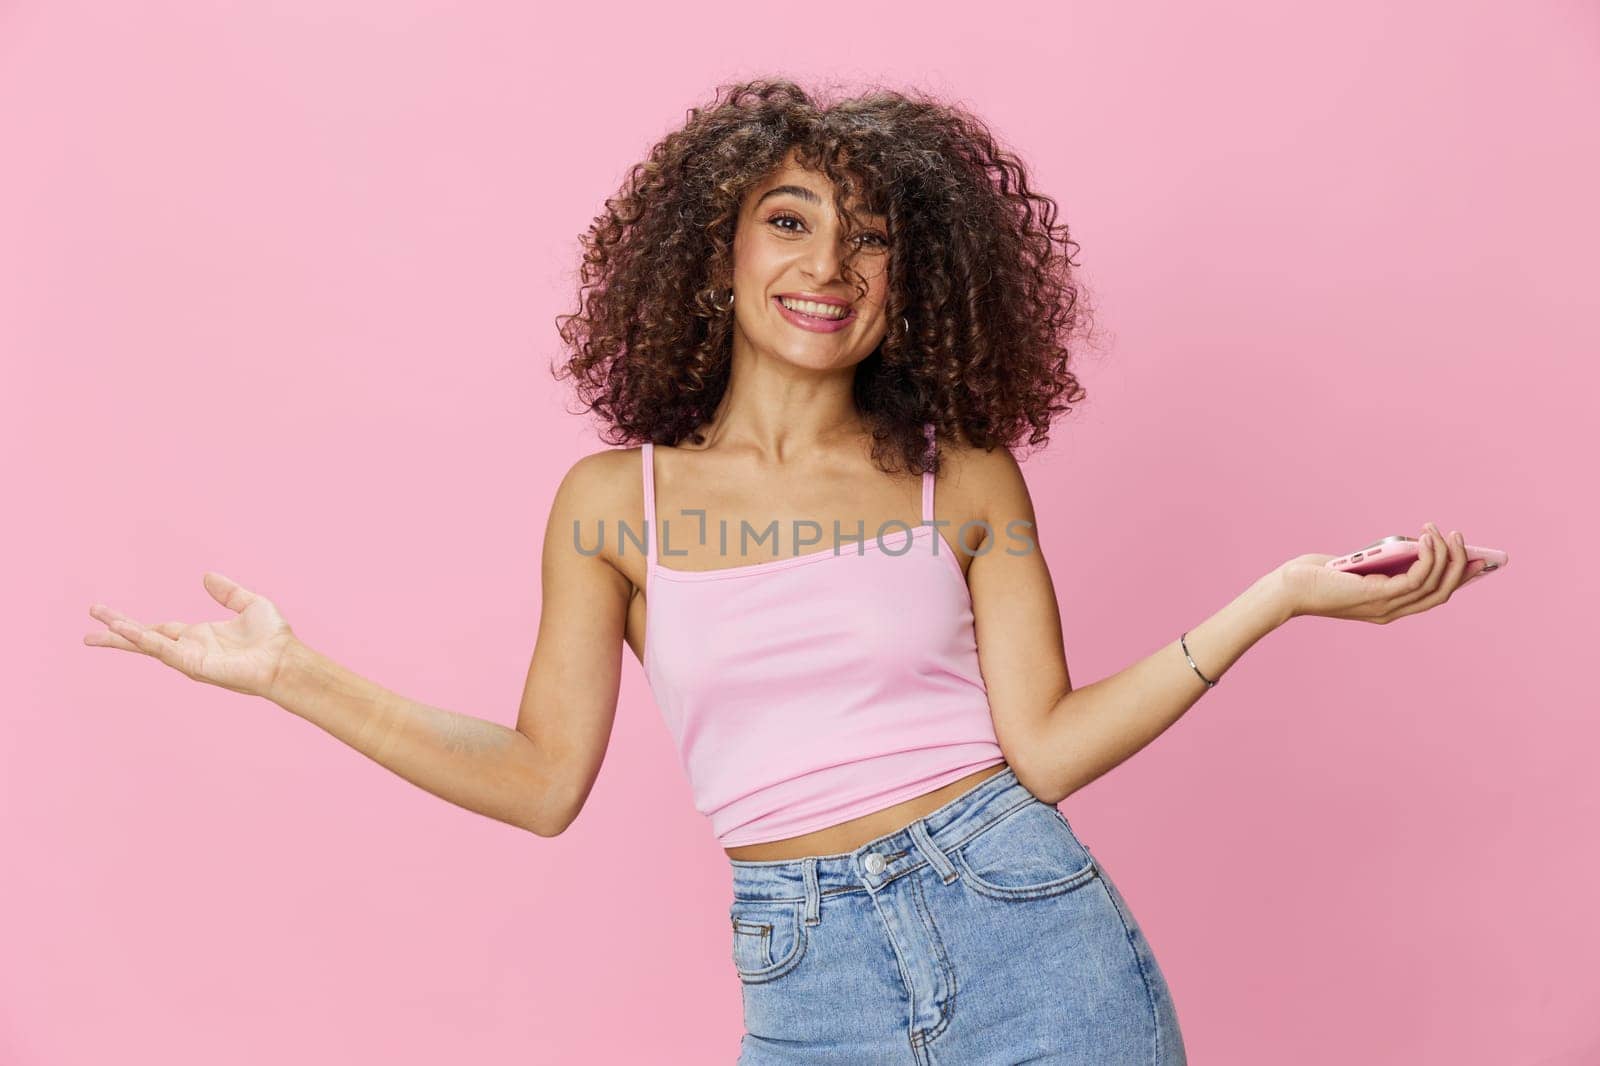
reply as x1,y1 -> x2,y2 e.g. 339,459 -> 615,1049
1274,521 -> 1490,624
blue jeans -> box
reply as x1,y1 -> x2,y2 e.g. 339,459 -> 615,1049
727,765 -> 1187,1064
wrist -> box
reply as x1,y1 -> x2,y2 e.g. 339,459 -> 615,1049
266,636 -> 320,709
1252,568 -> 1299,630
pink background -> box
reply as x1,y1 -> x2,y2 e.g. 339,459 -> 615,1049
4,1 -> 1596,1063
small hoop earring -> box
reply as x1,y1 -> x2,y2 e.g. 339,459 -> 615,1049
712,289 -> 735,313
901,316 -> 910,336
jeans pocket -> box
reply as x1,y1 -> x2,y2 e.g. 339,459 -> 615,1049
729,898 -> 809,984
952,799 -> 1099,901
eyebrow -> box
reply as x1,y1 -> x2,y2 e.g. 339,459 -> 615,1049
755,184 -> 823,208
755,184 -> 885,219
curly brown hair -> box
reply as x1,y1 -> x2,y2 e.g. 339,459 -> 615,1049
552,76 -> 1094,475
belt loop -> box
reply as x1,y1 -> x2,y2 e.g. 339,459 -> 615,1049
908,819 -> 959,885
802,858 -> 821,926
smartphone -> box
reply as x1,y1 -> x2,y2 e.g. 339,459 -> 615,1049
1326,535 -> 1509,586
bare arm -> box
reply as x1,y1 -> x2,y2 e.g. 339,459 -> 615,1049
265,640 -> 560,834
89,450 -> 634,837
1019,577 -> 1289,805
965,446 -> 1478,806
962,444 -> 1291,805
267,450 -> 632,835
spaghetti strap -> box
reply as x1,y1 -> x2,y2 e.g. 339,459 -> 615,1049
641,442 -> 658,567
639,410 -> 1002,852
921,422 -> 936,525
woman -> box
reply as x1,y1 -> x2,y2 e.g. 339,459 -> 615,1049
84,79 -> 1489,1064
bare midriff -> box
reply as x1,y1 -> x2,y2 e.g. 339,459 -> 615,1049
722,762 -> 1012,862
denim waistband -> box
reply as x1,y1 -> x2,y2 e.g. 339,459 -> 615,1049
727,764 -> 1039,904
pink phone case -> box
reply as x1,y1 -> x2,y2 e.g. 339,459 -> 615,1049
1326,535 -> 1509,587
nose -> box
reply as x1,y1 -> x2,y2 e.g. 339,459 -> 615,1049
800,234 -> 849,283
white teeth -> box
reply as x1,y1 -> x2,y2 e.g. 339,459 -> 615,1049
779,297 -> 848,320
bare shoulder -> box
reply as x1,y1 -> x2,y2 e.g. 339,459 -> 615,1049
936,429 -> 1036,539
544,444 -> 647,574
548,446 -> 634,517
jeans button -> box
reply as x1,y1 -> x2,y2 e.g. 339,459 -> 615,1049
864,852 -> 886,875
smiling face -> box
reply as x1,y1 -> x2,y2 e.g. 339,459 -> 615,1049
728,151 -> 893,372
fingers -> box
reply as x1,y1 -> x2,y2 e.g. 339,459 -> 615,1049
83,626 -> 142,653
1421,523 -> 1451,593
1437,528 -> 1469,596
1393,523 -> 1448,604
81,620 -> 180,650
1399,531 -> 1435,591
1379,522 -> 1472,623
85,604 -> 140,651
84,603 -> 183,667
1379,530 -> 1433,619
119,618 -> 183,668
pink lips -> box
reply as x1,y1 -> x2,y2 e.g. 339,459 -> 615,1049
772,295 -> 856,334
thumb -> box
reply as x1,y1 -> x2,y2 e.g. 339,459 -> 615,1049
202,570 -> 260,615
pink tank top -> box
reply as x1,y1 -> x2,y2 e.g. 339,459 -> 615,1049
641,422 -> 1005,847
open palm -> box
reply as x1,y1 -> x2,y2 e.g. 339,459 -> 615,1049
84,571 -> 297,698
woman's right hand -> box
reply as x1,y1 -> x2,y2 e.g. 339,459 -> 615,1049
84,571 -> 299,700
